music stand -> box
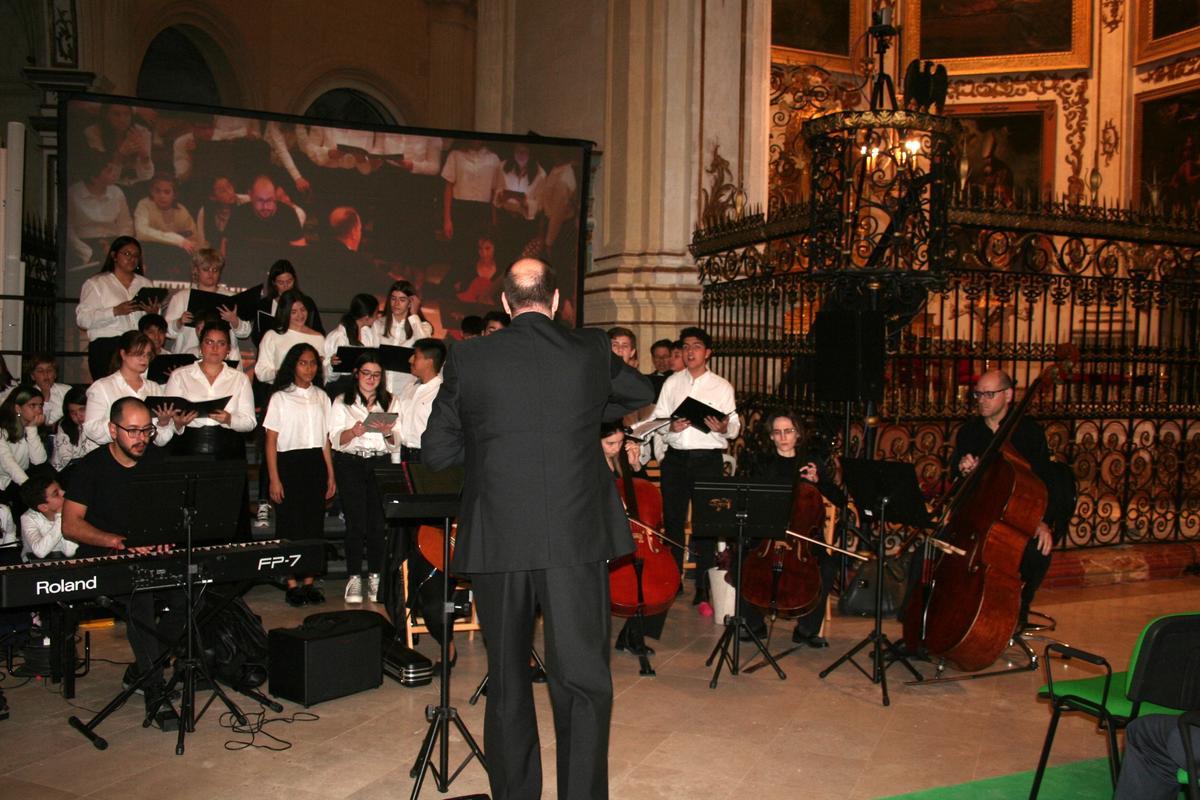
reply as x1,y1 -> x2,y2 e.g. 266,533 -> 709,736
69,459 -> 245,753
374,463 -> 486,800
819,458 -> 930,706
692,478 -> 793,688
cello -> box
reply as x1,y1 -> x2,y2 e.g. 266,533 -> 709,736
903,350 -> 1073,671
738,480 -> 827,620
608,466 -> 680,619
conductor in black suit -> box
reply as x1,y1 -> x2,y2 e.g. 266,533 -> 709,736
422,258 -> 654,800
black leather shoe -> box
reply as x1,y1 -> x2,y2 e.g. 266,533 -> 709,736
285,586 -> 306,607
791,629 -> 828,648
303,584 -> 326,605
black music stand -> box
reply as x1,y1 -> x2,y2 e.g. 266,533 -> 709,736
68,460 -> 245,753
693,478 -> 793,689
819,459 -> 930,706
375,463 -> 486,800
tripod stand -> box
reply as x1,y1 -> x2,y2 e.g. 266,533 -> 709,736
692,478 -> 793,689
819,459 -> 930,706
374,462 -> 485,800
70,460 -> 246,753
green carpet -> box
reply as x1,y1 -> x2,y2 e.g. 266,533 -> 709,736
880,757 -> 1112,799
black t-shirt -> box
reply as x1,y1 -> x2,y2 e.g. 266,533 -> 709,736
951,413 -> 1063,526
747,450 -> 847,507
68,444 -> 166,557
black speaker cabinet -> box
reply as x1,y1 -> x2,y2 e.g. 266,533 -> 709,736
813,308 -> 885,404
268,610 -> 383,706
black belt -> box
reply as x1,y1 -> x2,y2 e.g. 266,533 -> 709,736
401,445 -> 421,463
334,449 -> 391,461
177,425 -> 245,459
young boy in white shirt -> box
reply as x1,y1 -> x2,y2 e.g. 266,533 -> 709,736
19,476 -> 75,561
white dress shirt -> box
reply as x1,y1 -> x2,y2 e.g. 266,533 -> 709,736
264,384 -> 330,452
83,371 -> 176,449
654,368 -> 741,451
50,427 -> 89,472
253,329 -> 326,384
323,323 -> 380,379
0,427 -> 47,489
374,315 -> 433,394
76,271 -> 153,342
163,286 -> 253,355
20,509 -> 77,560
441,148 -> 502,202
328,394 -> 401,455
165,363 -> 256,432
41,383 -> 71,427
397,374 -> 443,449
0,505 -> 15,548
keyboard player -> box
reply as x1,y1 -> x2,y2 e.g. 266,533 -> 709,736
62,396 -> 184,732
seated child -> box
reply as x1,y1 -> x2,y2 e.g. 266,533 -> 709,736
19,476 -> 74,561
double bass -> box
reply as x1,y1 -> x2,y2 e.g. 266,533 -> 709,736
903,351 -> 1073,671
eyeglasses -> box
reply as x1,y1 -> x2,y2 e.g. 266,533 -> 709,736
115,424 -> 157,440
770,428 -> 797,436
971,387 -> 1010,400
358,370 -> 383,379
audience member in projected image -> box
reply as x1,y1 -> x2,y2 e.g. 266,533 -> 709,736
363,132 -> 445,266
376,279 -> 433,393
163,248 -> 253,356
456,236 -> 500,307
441,139 -> 502,290
133,174 -> 198,280
83,104 -> 154,190
314,206 -> 375,276
222,174 -> 307,288
493,143 -> 546,267
252,289 -> 327,385
295,125 -> 378,222
194,176 -> 248,253
323,293 -> 381,395
75,237 -> 160,380
66,151 -> 134,267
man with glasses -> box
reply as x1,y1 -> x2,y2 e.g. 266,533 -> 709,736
949,369 -> 1074,630
63,396 -> 184,732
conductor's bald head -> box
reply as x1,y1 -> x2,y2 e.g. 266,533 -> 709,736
501,258 -> 559,318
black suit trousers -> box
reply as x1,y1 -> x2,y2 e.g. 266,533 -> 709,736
471,561 -> 613,800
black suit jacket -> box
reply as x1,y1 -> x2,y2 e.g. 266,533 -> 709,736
422,312 -> 654,573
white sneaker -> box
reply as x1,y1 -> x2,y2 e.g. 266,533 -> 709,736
344,575 -> 363,604
254,503 -> 270,528
366,573 -> 380,603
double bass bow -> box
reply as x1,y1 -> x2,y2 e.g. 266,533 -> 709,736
902,348 -> 1075,671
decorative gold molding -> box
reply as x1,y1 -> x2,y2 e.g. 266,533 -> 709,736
1135,0 -> 1200,66
770,0 -> 868,76
901,0 -> 1092,76
1101,119 -> 1120,167
947,73 -> 1089,194
1141,53 -> 1200,85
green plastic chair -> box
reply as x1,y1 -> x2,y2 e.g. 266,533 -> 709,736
1029,612 -> 1200,799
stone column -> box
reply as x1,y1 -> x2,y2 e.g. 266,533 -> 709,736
427,0 -> 478,130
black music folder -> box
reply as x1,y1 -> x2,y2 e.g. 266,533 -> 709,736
671,397 -> 734,433
185,284 -> 262,325
145,395 -> 232,416
148,354 -> 197,384
133,287 -> 170,308
334,345 -> 413,373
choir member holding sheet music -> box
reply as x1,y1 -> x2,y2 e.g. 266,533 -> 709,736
323,294 -> 381,395
253,290 -> 326,385
163,248 -> 255,356
374,280 -> 432,394
83,330 -> 191,450
328,351 -> 401,604
75,237 -> 164,380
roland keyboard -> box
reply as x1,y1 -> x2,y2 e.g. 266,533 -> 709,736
0,539 -> 325,607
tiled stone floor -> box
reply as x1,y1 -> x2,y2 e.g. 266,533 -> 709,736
2,574 -> 1197,799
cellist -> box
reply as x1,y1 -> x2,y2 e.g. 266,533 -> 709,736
927,369 -> 1074,630
740,412 -> 844,648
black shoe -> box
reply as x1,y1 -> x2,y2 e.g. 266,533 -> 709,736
791,629 -> 828,648
692,585 -> 711,606
303,584 -> 326,605
122,664 -> 144,695
144,686 -> 180,732
285,586 -> 307,607
740,623 -> 769,643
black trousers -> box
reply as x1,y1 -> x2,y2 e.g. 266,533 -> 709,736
331,451 -> 389,575
274,448 -> 326,541
123,588 -> 188,686
1115,714 -> 1198,800
471,561 -> 612,800
661,447 -> 725,578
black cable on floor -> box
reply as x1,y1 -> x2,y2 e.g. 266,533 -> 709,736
218,707 -> 320,751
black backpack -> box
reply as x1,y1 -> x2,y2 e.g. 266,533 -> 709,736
199,596 -> 269,689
